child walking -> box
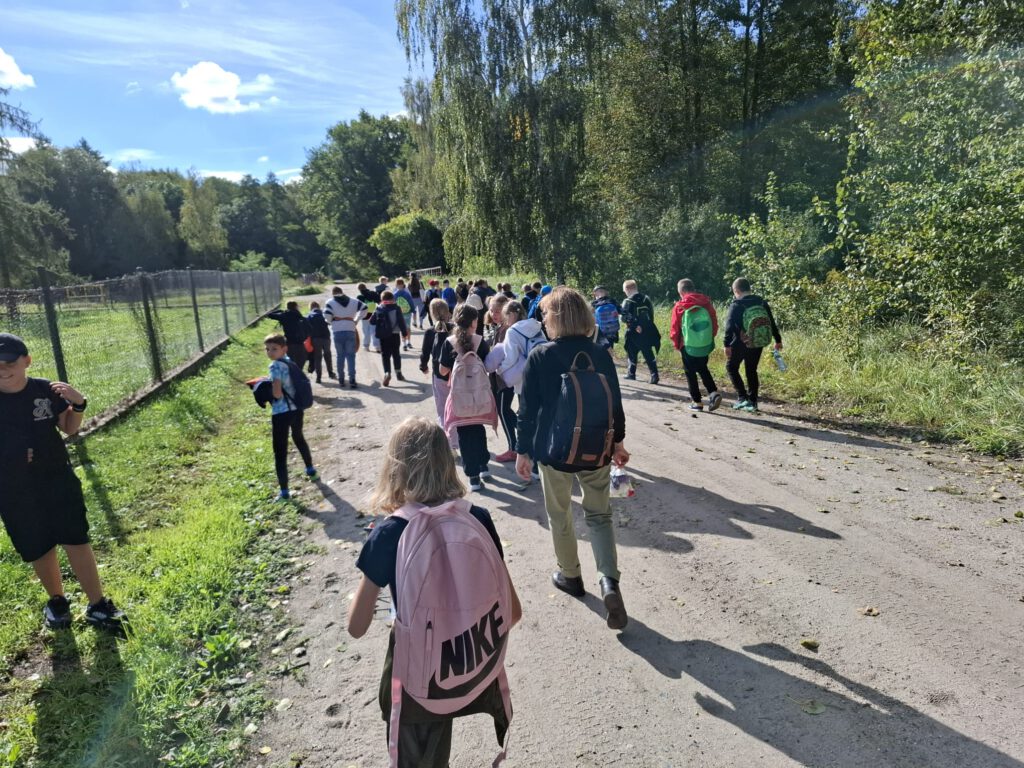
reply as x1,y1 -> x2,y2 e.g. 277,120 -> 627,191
419,299 -> 457,448
438,305 -> 494,491
0,333 -> 126,631
348,417 -> 521,768
371,291 -> 410,387
669,278 -> 723,412
264,334 -> 317,500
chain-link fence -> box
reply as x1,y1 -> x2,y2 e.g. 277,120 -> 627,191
1,268 -> 282,418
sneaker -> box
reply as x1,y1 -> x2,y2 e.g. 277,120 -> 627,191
382,374 -> 391,387
469,477 -> 483,492
396,372 -> 406,382
305,467 -> 319,481
349,380 -> 357,389
743,401 -> 760,413
732,399 -> 751,410
328,373 -> 337,380
708,392 -> 723,412
689,403 -> 703,411
530,470 -> 541,481
649,373 -> 660,385
44,595 -> 72,630
315,378 -> 322,384
338,379 -> 347,389
85,597 -> 127,632
494,450 -> 517,463
480,469 -> 492,480
275,489 -> 291,502
624,372 -> 636,381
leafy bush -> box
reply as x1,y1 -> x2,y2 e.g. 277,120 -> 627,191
369,211 -> 444,274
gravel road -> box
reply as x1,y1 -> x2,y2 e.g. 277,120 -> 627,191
251,310 -> 1023,768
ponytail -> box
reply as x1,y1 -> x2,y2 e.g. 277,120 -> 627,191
451,304 -> 478,354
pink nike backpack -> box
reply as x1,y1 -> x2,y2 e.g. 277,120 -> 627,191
444,335 -> 498,437
389,500 -> 513,767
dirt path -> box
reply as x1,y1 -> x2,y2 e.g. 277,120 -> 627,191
251,312 -> 1023,768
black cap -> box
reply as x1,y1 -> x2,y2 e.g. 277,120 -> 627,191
0,333 -> 29,362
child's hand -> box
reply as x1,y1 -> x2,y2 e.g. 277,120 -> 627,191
51,381 -> 85,406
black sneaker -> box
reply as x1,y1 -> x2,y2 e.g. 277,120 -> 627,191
396,372 -> 406,382
44,595 -> 72,630
85,597 -> 127,632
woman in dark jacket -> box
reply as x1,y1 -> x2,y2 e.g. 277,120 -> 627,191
514,286 -> 630,630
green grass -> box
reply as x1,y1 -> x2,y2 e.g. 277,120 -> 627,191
0,322 -> 311,767
647,304 -> 1024,455
5,293 -> 272,418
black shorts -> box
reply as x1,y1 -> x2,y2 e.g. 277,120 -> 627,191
0,466 -> 91,562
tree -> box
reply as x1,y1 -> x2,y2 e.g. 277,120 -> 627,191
301,112 -> 408,276
178,174 -> 229,269
368,212 -> 444,274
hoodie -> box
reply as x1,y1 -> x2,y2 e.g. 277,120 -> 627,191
670,292 -> 718,352
498,318 -> 547,393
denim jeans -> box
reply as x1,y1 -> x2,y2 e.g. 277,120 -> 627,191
333,330 -> 357,382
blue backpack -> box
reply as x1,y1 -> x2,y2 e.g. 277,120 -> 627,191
282,360 -> 314,410
594,302 -> 620,341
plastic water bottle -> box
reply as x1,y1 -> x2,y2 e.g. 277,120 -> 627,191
772,349 -> 787,372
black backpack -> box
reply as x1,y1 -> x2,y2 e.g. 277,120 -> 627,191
545,351 -> 615,468
372,305 -> 397,339
282,360 -> 314,410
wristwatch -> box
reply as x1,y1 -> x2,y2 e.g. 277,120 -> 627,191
70,398 -> 88,413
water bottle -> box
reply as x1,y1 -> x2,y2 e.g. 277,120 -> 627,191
772,349 -> 787,372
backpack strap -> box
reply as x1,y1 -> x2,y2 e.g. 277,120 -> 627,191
569,351 -> 596,372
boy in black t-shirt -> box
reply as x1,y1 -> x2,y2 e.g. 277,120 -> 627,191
0,333 -> 126,631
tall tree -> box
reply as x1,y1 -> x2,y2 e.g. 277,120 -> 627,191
301,111 -> 408,275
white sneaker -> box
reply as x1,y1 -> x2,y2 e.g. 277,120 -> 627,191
480,470 -> 492,479
469,477 -> 483,491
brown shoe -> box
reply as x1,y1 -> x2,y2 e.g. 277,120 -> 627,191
382,374 -> 391,387
600,577 -> 628,630
551,571 -> 585,598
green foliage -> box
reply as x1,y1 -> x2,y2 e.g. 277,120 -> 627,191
228,250 -> 294,278
301,112 -> 409,276
368,212 -> 444,273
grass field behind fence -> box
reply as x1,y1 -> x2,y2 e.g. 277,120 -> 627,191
0,322 -> 307,768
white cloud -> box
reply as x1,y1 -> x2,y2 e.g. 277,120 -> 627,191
0,47 -> 35,90
111,148 -> 158,163
200,169 -> 247,182
126,80 -> 141,95
170,61 -> 274,114
2,136 -> 38,154
257,155 -> 269,163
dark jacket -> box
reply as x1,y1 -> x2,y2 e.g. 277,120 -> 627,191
420,322 -> 453,379
269,308 -> 311,344
621,292 -> 661,352
306,309 -> 331,339
521,290 -> 538,315
370,302 -> 408,337
723,294 -> 782,348
516,337 -> 626,472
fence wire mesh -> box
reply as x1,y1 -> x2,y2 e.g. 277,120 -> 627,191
0,269 -> 282,418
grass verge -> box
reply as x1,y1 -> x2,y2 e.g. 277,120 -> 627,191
649,306 -> 1024,455
0,322 -> 315,768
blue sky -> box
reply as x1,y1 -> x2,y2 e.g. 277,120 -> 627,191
0,0 -> 415,183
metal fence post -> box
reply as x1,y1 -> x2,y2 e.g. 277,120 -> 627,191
250,272 -> 259,316
137,269 -> 164,381
219,271 -> 230,337
36,266 -> 69,384
237,274 -> 248,325
187,267 -> 204,352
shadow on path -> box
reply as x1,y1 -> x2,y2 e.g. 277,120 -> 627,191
612,618 -> 1021,768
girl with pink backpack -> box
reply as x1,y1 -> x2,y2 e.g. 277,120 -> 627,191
438,305 -> 497,491
348,417 -> 522,768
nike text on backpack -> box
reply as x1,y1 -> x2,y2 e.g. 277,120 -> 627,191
282,360 -> 314,410
594,303 -> 620,341
444,338 -> 498,436
389,499 -> 513,767
682,305 -> 715,357
546,351 -> 616,468
740,303 -> 773,348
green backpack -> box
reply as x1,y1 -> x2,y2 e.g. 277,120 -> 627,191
683,305 -> 715,357
740,303 -> 773,348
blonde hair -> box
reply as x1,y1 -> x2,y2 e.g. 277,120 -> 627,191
502,301 -> 525,323
430,298 -> 451,333
541,286 -> 595,340
370,418 -> 465,513
622,279 -> 637,293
